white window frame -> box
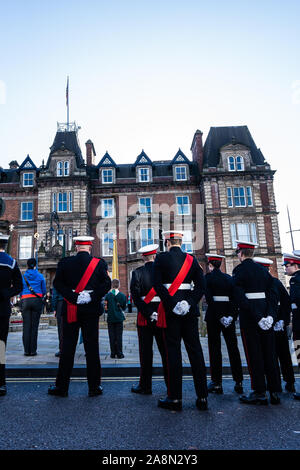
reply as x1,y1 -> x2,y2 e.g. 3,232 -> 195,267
64,161 -> 70,176
22,172 -> 34,187
138,167 -> 150,183
129,230 -> 137,254
57,192 -> 68,213
140,228 -> 154,248
102,233 -> 114,257
233,187 -> 246,207
182,230 -> 193,253
21,201 -> 33,221
102,168 -> 114,184
69,192 -> 73,212
230,223 -> 257,248
175,165 -> 187,181
52,193 -> 57,212
227,187 -> 233,208
101,199 -> 114,218
236,155 -> 244,171
176,195 -> 190,215
57,161 -> 63,177
139,197 -> 152,214
19,235 -> 32,259
228,156 -> 236,171
246,186 -> 253,207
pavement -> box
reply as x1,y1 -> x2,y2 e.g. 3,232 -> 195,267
5,326 -> 300,377
1,377 -> 300,450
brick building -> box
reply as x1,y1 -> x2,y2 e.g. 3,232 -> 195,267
0,122 -> 284,293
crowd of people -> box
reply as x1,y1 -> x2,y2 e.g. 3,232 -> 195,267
0,231 -> 299,412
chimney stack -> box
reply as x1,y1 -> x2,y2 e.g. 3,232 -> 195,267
190,130 -> 203,172
85,140 -> 96,166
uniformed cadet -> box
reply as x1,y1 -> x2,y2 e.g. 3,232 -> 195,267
48,236 -> 111,397
282,252 -> 300,400
254,257 -> 295,393
153,231 -> 208,411
130,244 -> 168,395
0,233 -> 23,396
232,241 -> 281,405
205,253 -> 243,395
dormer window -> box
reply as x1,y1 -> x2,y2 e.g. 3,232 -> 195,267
23,172 -> 34,187
102,168 -> 114,184
175,165 -> 187,181
57,161 -> 70,177
138,167 -> 150,182
228,155 -> 244,172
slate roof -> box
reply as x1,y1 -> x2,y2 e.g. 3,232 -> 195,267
203,126 -> 266,168
46,130 -> 84,168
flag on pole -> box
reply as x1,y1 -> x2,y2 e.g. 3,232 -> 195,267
112,237 -> 119,280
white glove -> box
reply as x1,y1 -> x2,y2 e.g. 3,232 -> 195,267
265,316 -> 274,327
180,300 -> 190,314
258,317 -> 273,330
220,316 -> 233,328
173,301 -> 190,316
150,312 -> 158,322
77,290 -> 92,305
274,320 -> 284,331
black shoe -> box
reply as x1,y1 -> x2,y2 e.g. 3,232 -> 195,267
110,354 -> 116,359
269,392 -> 281,405
234,382 -> 244,394
285,382 -> 296,393
30,352 -> 37,356
55,352 -> 60,358
0,385 -> 7,396
24,353 -> 30,356
48,385 -> 68,397
293,393 -> 300,401
239,391 -> 268,405
207,381 -> 223,394
196,397 -> 208,410
117,353 -> 124,359
158,397 -> 182,411
131,385 -> 152,395
88,386 -> 103,397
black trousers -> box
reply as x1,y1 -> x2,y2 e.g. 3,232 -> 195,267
293,330 -> 300,368
206,319 -> 243,384
0,316 -> 9,386
56,300 -> 64,353
275,329 -> 295,384
21,297 -> 43,355
56,312 -> 101,392
137,325 -> 168,391
241,326 -> 281,393
108,322 -> 123,356
164,313 -> 207,400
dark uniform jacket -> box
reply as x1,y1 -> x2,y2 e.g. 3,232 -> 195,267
130,261 -> 159,322
272,277 -> 291,325
153,247 -> 205,317
232,258 -> 277,329
53,251 -> 111,316
0,252 -> 23,317
289,270 -> 300,332
205,269 -> 238,322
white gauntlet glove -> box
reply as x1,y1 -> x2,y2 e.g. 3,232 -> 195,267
220,316 -> 233,328
258,316 -> 273,330
76,290 -> 92,305
274,320 -> 284,331
150,312 -> 158,322
173,300 -> 190,316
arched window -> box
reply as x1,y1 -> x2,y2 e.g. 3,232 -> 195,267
228,156 -> 235,171
236,155 -> 244,171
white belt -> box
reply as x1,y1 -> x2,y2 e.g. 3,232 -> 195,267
213,296 -> 229,302
245,292 -> 266,300
141,296 -> 160,302
163,283 -> 192,290
292,303 -> 298,310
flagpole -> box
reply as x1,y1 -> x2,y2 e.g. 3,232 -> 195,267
66,76 -> 69,130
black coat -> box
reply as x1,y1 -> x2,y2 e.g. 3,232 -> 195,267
232,258 -> 277,329
0,252 -> 23,317
272,277 -> 291,325
53,251 -> 111,316
205,269 -> 238,322
130,261 -> 159,321
153,246 -> 205,317
289,270 -> 300,332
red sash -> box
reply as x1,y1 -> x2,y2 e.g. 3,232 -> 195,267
137,287 -> 157,327
157,253 -> 194,328
66,258 -> 100,323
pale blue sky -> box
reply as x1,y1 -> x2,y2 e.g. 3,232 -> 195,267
1,0 -> 300,250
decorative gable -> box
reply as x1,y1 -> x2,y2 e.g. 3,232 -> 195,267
171,149 -> 190,165
19,155 -> 37,171
134,150 -> 152,167
97,152 -> 117,168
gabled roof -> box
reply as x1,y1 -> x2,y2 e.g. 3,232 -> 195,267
203,126 -> 266,167
19,155 -> 37,171
46,130 -> 84,168
171,149 -> 190,165
133,150 -> 152,167
97,152 -> 117,168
